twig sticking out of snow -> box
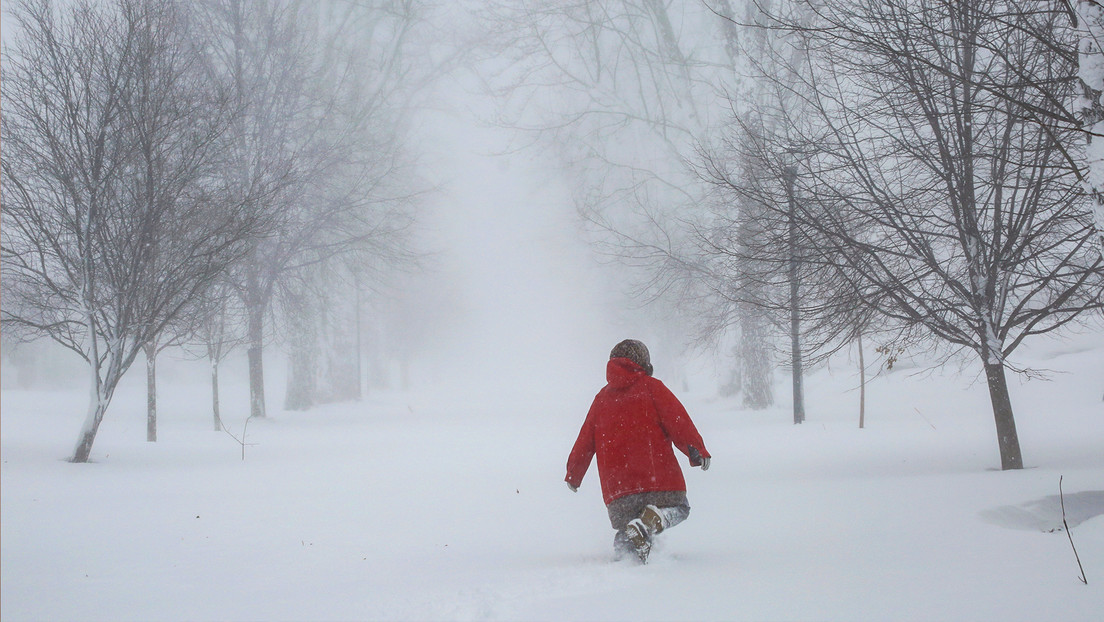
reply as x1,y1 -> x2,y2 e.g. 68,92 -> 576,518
1060,476 -> 1088,585
222,416 -> 257,461
913,408 -> 937,430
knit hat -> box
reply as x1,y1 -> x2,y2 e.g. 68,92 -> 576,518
610,339 -> 653,376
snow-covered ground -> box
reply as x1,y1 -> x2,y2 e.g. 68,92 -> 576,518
2,333 -> 1102,622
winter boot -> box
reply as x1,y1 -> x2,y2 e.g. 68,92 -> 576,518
613,529 -> 637,561
623,505 -> 675,564
640,505 -> 667,534
623,519 -> 652,564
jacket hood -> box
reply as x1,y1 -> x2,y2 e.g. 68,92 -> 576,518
606,357 -> 646,389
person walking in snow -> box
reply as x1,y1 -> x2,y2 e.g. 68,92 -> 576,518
565,339 -> 711,563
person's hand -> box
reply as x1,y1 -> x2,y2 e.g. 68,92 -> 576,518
688,445 -> 710,470
566,481 -> 578,492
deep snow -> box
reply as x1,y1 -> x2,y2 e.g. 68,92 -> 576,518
2,333 -> 1103,622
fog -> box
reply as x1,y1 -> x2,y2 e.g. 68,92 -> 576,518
3,3 -> 1104,620
1,0 -> 1101,468
403,102 -> 632,408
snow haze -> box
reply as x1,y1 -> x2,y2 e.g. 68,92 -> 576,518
406,105 -> 627,411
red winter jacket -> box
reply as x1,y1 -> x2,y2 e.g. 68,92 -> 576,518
566,358 -> 710,505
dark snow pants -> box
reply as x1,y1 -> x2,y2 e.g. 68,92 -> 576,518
607,491 -> 690,556
606,490 -> 690,530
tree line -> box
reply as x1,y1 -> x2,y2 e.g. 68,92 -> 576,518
478,0 -> 1104,470
1,0 -> 434,462
3,0 -> 1103,471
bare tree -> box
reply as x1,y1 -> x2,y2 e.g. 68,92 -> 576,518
140,279 -> 238,440
1073,0 -> 1104,253
281,259 -> 358,410
1,0 -> 260,462
192,0 -> 428,419
732,0 -> 1104,469
689,0 -> 828,420
187,0 -> 310,420
276,1 -> 428,412
700,117 -> 778,410
189,279 -> 244,431
701,114 -> 917,427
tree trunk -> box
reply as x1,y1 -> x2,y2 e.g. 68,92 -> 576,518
72,360 -> 119,463
72,399 -> 109,463
354,275 -> 363,400
790,312 -> 805,425
739,306 -> 774,409
785,164 -> 805,424
247,303 -> 266,418
145,342 -> 157,442
1075,0 -> 1104,256
982,358 -> 1024,470
284,322 -> 317,411
211,357 -> 222,432
858,331 -> 866,429
714,0 -> 742,69
320,304 -> 359,403
642,0 -> 694,101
